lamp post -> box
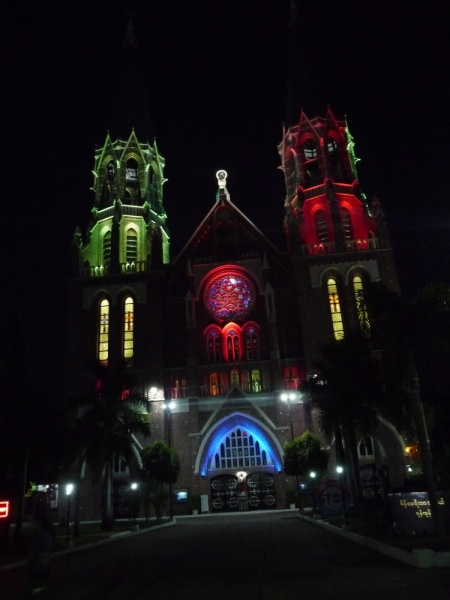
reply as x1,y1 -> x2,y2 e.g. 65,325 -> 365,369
66,483 -> 74,541
309,471 -> 317,514
130,482 -> 138,526
336,466 -> 348,524
280,392 -> 296,440
162,400 -> 176,520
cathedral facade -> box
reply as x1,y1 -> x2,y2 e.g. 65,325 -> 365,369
66,103 -> 408,519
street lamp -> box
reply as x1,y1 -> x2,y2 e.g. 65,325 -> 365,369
66,483 -> 74,541
162,400 -> 176,519
309,471 -> 317,514
280,392 -> 296,440
281,392 -> 299,507
336,466 -> 349,525
130,482 -> 138,526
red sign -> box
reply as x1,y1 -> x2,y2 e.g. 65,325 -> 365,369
0,501 -> 9,518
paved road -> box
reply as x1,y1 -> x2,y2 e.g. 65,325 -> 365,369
2,512 -> 449,599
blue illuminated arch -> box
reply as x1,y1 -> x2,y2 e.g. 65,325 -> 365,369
196,412 -> 283,476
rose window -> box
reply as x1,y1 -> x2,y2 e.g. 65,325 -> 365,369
204,272 -> 255,320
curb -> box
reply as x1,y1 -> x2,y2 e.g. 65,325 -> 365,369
298,513 -> 450,568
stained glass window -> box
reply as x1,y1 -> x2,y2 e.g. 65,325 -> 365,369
204,272 -> 255,320
123,296 -> 134,361
211,427 -> 272,469
98,299 -> 109,365
327,278 -> 344,340
353,275 -> 370,333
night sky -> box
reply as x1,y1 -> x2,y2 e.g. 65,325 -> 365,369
3,1 -> 450,391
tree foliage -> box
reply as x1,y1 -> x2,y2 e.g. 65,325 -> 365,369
74,366 -> 151,530
283,431 -> 329,478
139,441 -> 180,520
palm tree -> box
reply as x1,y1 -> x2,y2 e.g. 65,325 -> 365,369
303,330 -> 387,514
75,367 -> 151,530
363,281 -> 447,536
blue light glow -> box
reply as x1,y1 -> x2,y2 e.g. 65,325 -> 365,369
200,414 -> 282,475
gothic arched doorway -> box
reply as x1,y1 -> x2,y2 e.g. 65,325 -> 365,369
210,472 -> 277,513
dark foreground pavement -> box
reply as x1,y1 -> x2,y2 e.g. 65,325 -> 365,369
1,511 -> 449,599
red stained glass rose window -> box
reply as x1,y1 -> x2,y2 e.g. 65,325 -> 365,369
204,272 -> 255,320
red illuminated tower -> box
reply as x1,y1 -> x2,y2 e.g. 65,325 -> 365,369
279,108 -> 399,365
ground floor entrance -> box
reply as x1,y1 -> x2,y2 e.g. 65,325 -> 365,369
210,472 -> 277,513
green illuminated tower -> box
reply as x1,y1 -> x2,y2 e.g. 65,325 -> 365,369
74,130 -> 169,277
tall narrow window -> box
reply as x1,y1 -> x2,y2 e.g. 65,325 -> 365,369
125,158 -> 138,180
230,369 -> 240,387
244,327 -> 259,360
220,372 -> 229,394
126,230 -> 138,264
327,278 -> 344,340
207,330 -> 222,363
340,207 -> 354,240
123,296 -> 134,361
283,366 -> 299,390
226,329 -> 240,362
315,210 -> 329,242
303,138 -> 320,186
327,137 -> 343,180
251,370 -> 261,393
304,139 -> 317,160
98,299 -> 109,365
241,369 -> 249,393
353,275 -> 370,332
103,231 -> 111,266
210,373 -> 218,396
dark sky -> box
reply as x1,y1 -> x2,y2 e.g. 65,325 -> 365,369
3,1 -> 450,390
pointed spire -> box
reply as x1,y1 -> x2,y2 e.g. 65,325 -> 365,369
124,13 -> 138,49
285,2 -> 320,127
108,16 -> 154,142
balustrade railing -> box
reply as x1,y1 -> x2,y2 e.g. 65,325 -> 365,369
79,260 -> 148,277
303,237 -> 378,256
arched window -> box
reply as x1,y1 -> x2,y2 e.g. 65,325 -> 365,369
103,231 -> 111,266
210,427 -> 273,469
327,278 -> 344,340
304,138 -> 317,160
303,138 -> 320,186
113,454 -> 129,474
327,137 -> 343,180
251,370 -> 261,393
210,373 -> 218,396
220,372 -> 229,395
123,296 -> 134,361
340,207 -> 354,240
230,369 -> 240,386
126,230 -> 138,264
98,299 -> 109,365
358,436 -> 374,458
283,366 -> 299,390
315,210 -> 329,243
207,330 -> 222,363
353,275 -> 370,332
241,369 -> 250,393
125,158 -> 138,180
107,161 -> 115,181
226,329 -> 240,362
244,327 -> 259,360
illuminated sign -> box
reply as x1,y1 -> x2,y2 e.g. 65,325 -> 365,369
0,501 -> 9,519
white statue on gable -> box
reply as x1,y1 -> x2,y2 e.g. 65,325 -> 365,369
216,170 -> 228,190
